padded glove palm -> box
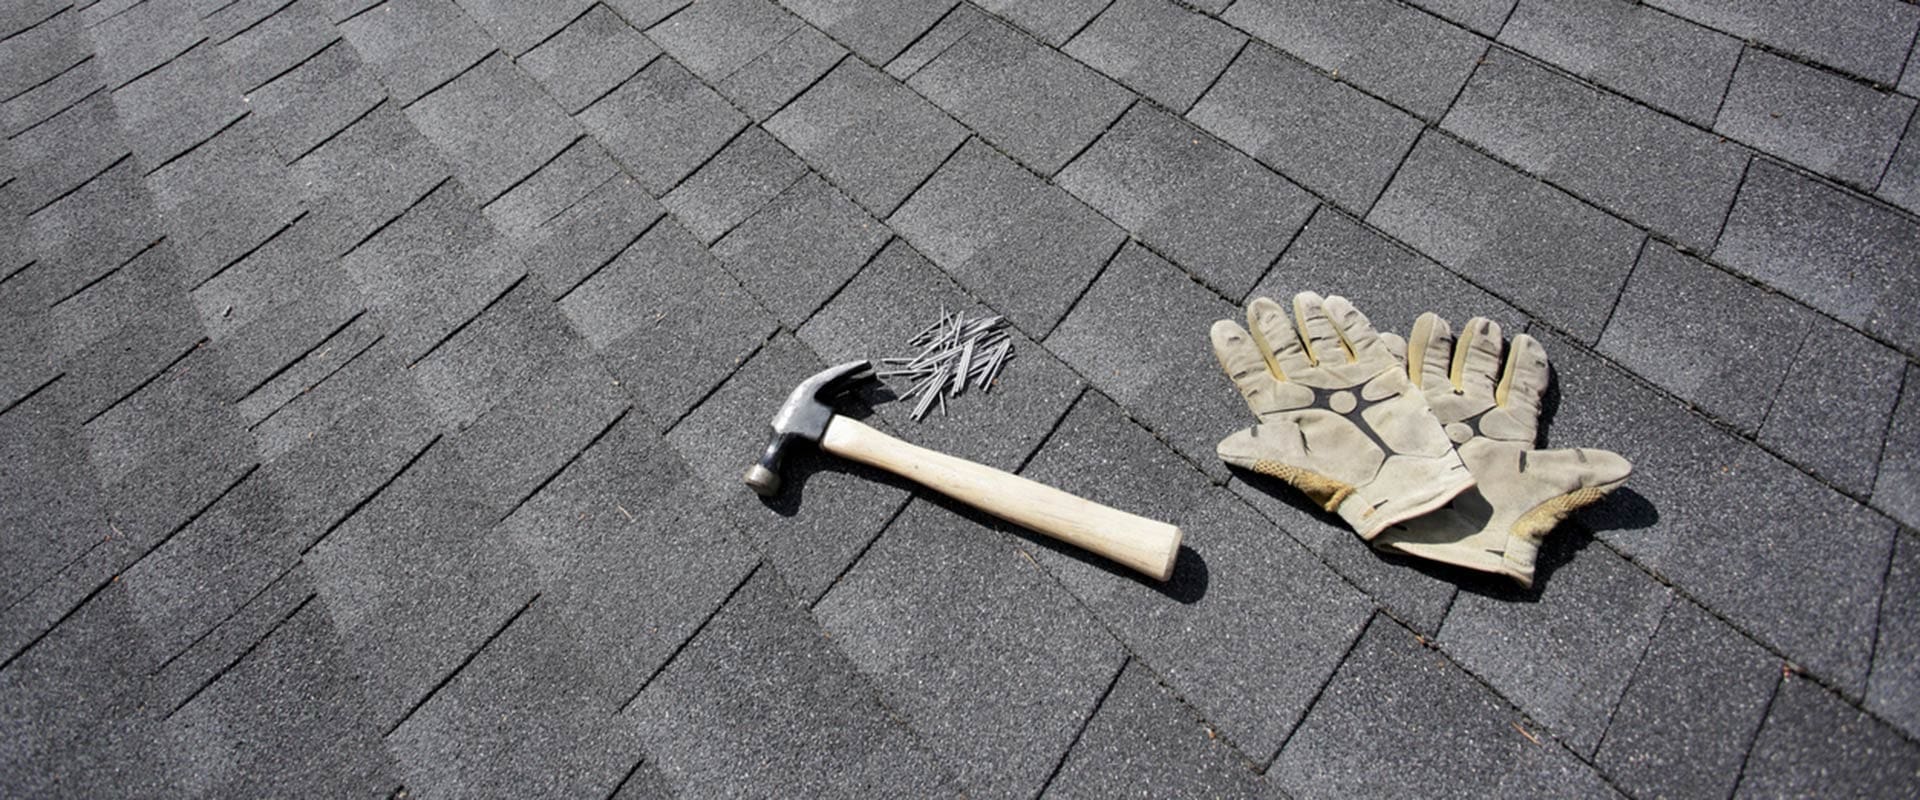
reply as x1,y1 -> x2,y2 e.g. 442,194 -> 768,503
1371,314 -> 1632,587
1211,293 -> 1473,540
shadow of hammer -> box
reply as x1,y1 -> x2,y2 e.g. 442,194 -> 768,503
745,361 -> 1183,582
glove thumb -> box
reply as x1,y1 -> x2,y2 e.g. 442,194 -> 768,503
1218,423 -> 1356,512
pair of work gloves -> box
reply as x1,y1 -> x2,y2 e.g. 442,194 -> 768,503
1210,292 -> 1630,587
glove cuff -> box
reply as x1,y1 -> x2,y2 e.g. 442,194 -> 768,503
1337,470 -> 1475,541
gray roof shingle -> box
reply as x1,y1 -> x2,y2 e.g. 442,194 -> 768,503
9,2 -> 1920,795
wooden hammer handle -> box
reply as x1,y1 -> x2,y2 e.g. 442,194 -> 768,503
820,416 -> 1182,581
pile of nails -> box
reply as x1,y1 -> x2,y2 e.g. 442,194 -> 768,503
877,308 -> 1015,421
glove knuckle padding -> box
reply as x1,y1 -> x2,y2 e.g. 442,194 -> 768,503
1214,293 -> 1475,540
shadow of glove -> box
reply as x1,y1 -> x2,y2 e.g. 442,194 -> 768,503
1211,292 -> 1473,540
1371,314 -> 1632,587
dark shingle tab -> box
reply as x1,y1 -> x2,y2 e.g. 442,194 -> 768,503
0,46 -> 103,140
165,597 -> 403,796
1877,366 -> 1920,529
556,217 -> 776,432
1880,131 -> 1920,216
517,4 -> 662,114
974,0 -> 1108,46
647,0 -> 800,84
1442,47 -> 1750,251
1271,618 -> 1617,797
1740,677 -> 1920,797
0,0 -> 86,101
579,56 -> 748,195
907,15 -> 1134,175
260,379 -> 439,541
1406,0 -> 1514,36
522,176 -> 664,300
1368,132 -> 1642,343
812,498 -> 1125,799
439,358 -> 636,523
336,180 -> 524,362
88,0 -> 204,88
1715,158 -> 1920,357
1715,48 -> 1916,190
110,45 -> 247,174
1062,0 -> 1246,112
11,91 -> 132,234
244,41 -> 387,164
405,54 -> 582,203
82,347 -> 255,546
0,395 -> 112,612
1253,209 -> 1527,337
1020,392 -> 1373,764
11,86 -> 127,214
884,2 -> 986,80
146,119 -> 303,287
629,568 -> 966,798
454,0 -> 596,55
1188,41 -> 1421,213
1593,600 -> 1778,800
116,471 -> 296,666
1646,0 -> 1920,85
1541,329 -> 1895,698
24,159 -> 163,311
1057,104 -> 1315,299
1869,533 -> 1920,739
1438,538 -> 1674,756
662,126 -> 808,243
713,172 -> 889,326
1498,0 -> 1742,127
408,279 -> 589,427
1758,322 -> 1905,496
1045,662 -> 1267,799
214,0 -> 336,89
888,138 -> 1123,335
1045,242 -> 1242,479
1597,241 -> 1811,434
716,24 -> 846,120
482,137 -> 620,241
291,104 -> 453,257
1223,0 -> 1487,120
765,59 -> 967,215
301,439 -> 537,730
337,0 -> 494,104
778,0 -> 957,64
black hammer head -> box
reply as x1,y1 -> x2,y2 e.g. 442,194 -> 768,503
744,360 -> 872,496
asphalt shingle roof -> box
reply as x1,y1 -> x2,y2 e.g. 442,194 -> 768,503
3,0 -> 1919,796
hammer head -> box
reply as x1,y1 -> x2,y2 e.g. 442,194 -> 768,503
744,360 -> 872,496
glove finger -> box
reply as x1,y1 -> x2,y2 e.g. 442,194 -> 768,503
1293,291 -> 1349,365
1456,317 -> 1504,399
1217,423 -> 1354,512
1247,296 -> 1313,376
1379,332 -> 1407,364
1513,447 -> 1633,531
1212,319 -> 1281,412
1496,333 -> 1549,437
1324,296 -> 1391,364
1408,312 -> 1453,391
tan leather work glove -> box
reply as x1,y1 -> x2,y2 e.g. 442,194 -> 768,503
1211,292 -> 1473,540
1371,314 -> 1632,587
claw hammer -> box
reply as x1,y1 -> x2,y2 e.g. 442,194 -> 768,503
745,361 -> 1182,581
